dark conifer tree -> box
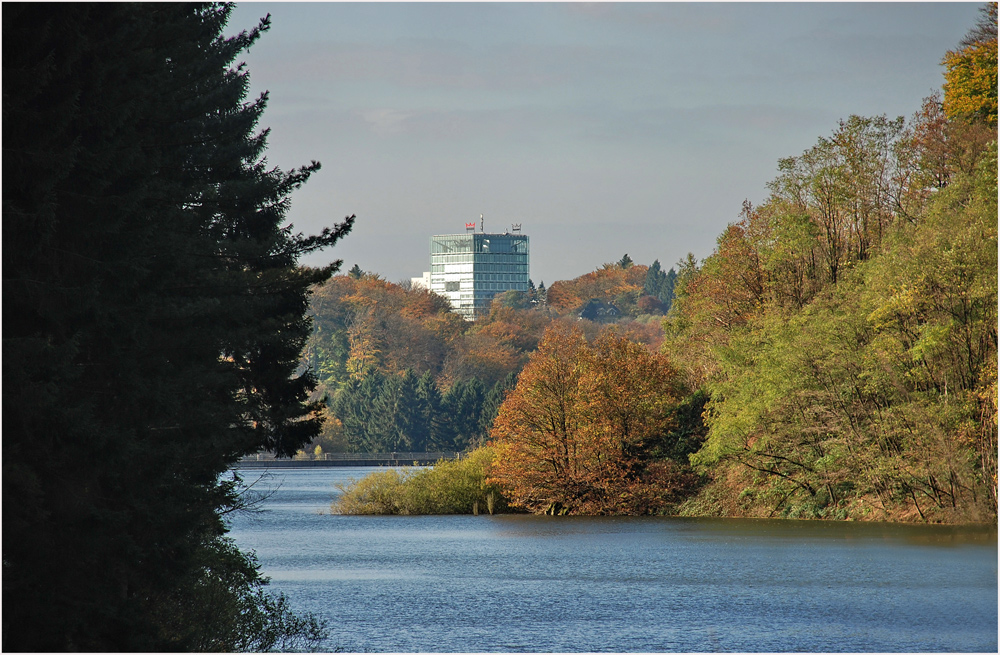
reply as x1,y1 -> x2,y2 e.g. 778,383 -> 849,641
642,260 -> 677,312
661,267 -> 678,311
417,371 -> 449,450
644,259 -> 665,296
438,380 -> 464,449
369,370 -> 421,451
395,369 -> 423,450
3,4 -> 352,650
368,374 -> 397,448
479,372 -> 518,439
353,371 -> 386,451
332,377 -> 368,452
442,378 -> 487,450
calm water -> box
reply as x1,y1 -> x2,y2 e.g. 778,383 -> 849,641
227,466 -> 997,653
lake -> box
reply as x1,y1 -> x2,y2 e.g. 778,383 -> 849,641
227,466 -> 997,653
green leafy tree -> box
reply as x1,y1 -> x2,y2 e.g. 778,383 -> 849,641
4,4 -> 351,650
673,123 -> 996,522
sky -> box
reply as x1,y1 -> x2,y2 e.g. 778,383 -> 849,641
227,2 -> 981,287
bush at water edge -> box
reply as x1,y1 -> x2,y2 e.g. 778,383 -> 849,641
333,447 -> 511,515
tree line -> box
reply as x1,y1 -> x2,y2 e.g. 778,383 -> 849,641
330,369 -> 515,453
302,254 -> 676,455
655,6 -> 997,522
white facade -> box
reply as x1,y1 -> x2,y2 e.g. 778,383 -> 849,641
411,271 -> 431,290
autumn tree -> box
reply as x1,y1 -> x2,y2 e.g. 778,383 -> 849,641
490,326 -> 695,514
943,3 -> 998,126
692,148 -> 997,522
546,261 -> 649,317
489,326 -> 587,512
665,21 -> 997,521
305,272 -> 461,398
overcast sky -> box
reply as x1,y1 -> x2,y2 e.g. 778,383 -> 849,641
228,2 -> 980,286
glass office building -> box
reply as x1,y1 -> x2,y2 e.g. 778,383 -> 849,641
429,232 -> 529,320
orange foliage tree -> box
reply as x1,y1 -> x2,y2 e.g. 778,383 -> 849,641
489,325 -> 694,514
546,262 -> 649,316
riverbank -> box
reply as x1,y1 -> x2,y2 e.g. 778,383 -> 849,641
324,447 -> 997,525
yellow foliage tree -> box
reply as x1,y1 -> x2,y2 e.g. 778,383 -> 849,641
942,5 -> 998,126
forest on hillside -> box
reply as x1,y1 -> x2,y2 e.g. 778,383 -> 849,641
322,5 -> 997,524
301,256 -> 675,453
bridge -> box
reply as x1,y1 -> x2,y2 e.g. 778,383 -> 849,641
235,451 -> 462,468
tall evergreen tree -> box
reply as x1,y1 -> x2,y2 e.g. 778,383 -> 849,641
370,374 -> 402,450
644,259 -> 665,296
3,5 -> 352,649
331,377 -> 366,451
479,372 -> 519,439
662,267 -> 678,312
355,370 -> 386,451
416,371 -> 449,450
395,369 -> 423,451
442,378 -> 487,449
370,370 -> 422,451
642,259 -> 677,312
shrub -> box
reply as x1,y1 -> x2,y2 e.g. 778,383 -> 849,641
333,468 -> 411,515
333,446 -> 510,515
